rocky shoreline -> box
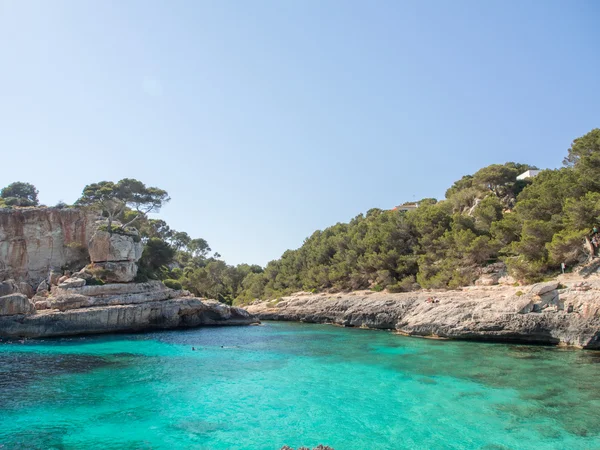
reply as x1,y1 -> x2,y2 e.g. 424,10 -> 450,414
0,280 -> 259,338
247,280 -> 600,349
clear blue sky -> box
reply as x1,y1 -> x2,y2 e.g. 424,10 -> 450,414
1,1 -> 599,266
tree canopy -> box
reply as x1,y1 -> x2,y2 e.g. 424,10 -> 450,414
76,178 -> 170,230
0,182 -> 39,207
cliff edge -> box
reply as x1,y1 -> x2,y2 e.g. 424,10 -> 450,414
0,207 -> 94,287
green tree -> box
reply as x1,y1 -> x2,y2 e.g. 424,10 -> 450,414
76,179 -> 170,231
171,231 -> 192,251
138,237 -> 176,279
1,182 -> 39,207
472,164 -> 519,196
563,128 -> 600,191
189,238 -> 211,258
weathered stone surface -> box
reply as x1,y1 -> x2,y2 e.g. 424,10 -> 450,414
498,275 -> 517,286
475,274 -> 500,286
247,284 -> 600,349
0,293 -> 35,316
49,284 -> 181,311
529,281 -> 560,296
36,280 -> 49,295
34,299 -> 51,310
88,229 -> 143,263
72,268 -> 93,280
49,270 -> 62,286
86,228 -> 142,282
0,208 -> 95,286
52,280 -> 165,297
17,282 -> 34,298
50,293 -> 93,311
0,297 -> 258,338
58,278 -> 86,289
90,261 -> 138,283
0,279 -> 19,297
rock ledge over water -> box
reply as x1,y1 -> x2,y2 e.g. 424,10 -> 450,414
247,281 -> 600,349
0,280 -> 259,338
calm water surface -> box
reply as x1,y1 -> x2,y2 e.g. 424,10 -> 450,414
1,322 -> 600,449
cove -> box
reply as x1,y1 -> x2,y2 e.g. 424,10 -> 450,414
1,322 -> 600,449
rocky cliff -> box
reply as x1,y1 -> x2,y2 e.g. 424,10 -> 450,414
0,208 -> 258,338
0,207 -> 95,287
247,281 -> 600,349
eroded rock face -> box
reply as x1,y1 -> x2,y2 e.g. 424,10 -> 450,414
247,283 -> 600,349
0,293 -> 35,316
87,228 -> 143,282
0,280 -> 19,297
88,229 -> 143,263
90,261 -> 138,283
0,208 -> 95,286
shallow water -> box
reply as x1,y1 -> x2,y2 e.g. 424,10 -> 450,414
1,322 -> 600,449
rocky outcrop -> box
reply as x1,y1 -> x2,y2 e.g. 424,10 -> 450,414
0,209 -> 259,338
0,298 -> 258,338
87,228 -> 143,282
247,281 -> 600,349
0,293 -> 35,316
0,280 -> 259,338
0,207 -> 95,287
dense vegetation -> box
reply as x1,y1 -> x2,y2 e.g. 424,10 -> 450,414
234,128 -> 600,302
2,128 -> 599,304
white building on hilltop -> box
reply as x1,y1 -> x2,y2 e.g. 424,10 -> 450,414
392,202 -> 419,212
516,169 -> 541,180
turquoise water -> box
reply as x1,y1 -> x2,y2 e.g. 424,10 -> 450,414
1,323 -> 600,449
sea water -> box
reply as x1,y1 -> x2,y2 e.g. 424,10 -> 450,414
1,322 -> 599,449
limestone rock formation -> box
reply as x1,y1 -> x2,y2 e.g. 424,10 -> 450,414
0,293 -> 35,316
475,262 -> 508,286
0,207 -> 95,286
0,279 -> 19,297
0,279 -> 36,298
247,282 -> 600,349
0,280 -> 259,338
87,227 -> 143,282
88,228 -> 143,262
